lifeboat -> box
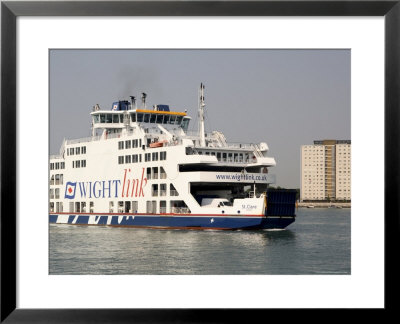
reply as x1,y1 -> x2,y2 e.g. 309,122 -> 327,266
149,140 -> 168,148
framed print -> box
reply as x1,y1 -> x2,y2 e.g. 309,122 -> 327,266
1,0 -> 399,322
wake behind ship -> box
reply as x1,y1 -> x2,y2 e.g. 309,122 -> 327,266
49,84 -> 296,230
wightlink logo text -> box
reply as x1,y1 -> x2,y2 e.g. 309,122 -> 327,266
64,168 -> 147,199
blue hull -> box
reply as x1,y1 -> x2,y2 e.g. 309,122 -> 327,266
49,214 -> 295,230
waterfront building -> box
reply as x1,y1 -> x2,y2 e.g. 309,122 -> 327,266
300,140 -> 351,202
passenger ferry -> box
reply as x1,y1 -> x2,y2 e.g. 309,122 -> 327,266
49,84 -> 296,230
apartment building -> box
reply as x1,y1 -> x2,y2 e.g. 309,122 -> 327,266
301,140 -> 351,201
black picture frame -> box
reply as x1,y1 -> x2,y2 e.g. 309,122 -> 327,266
1,0 -> 398,322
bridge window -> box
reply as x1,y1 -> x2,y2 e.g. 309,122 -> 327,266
137,113 -> 143,122
181,118 -> 189,131
169,115 -> 176,124
163,115 -> 170,124
93,115 -> 99,124
131,114 -> 136,122
100,114 -> 105,123
105,114 -> 112,123
113,114 -> 119,123
156,114 -> 163,123
176,116 -> 183,124
150,114 -> 156,123
143,114 -> 150,123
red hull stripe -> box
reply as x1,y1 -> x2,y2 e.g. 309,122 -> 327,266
51,222 -> 231,231
50,212 -> 264,217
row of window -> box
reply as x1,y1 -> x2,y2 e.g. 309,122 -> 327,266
50,199 -> 189,214
111,199 -> 188,214
146,167 -> 167,180
118,151 -> 167,164
118,154 -> 142,164
49,201 -> 63,213
118,139 -> 142,150
186,148 -> 255,163
50,161 -> 65,170
93,113 -> 188,128
72,160 -> 87,168
145,152 -> 167,162
67,146 -> 86,156
50,174 -> 63,186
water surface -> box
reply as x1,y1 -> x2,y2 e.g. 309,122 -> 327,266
49,208 -> 350,275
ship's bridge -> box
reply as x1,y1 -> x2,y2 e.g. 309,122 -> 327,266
90,101 -> 190,131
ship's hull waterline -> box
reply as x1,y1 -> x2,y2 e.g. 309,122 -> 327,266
49,213 -> 295,230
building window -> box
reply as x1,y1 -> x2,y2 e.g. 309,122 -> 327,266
125,140 -> 131,149
118,156 -> 124,164
160,151 -> 167,160
118,141 -> 124,150
125,155 -> 131,163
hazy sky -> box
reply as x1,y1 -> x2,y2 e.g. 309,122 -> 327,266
50,49 -> 350,188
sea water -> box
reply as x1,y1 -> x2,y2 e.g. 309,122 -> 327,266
49,208 -> 350,275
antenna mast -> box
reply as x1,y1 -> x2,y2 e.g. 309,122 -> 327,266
198,83 -> 206,147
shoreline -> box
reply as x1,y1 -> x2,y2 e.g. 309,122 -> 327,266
297,202 -> 351,208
